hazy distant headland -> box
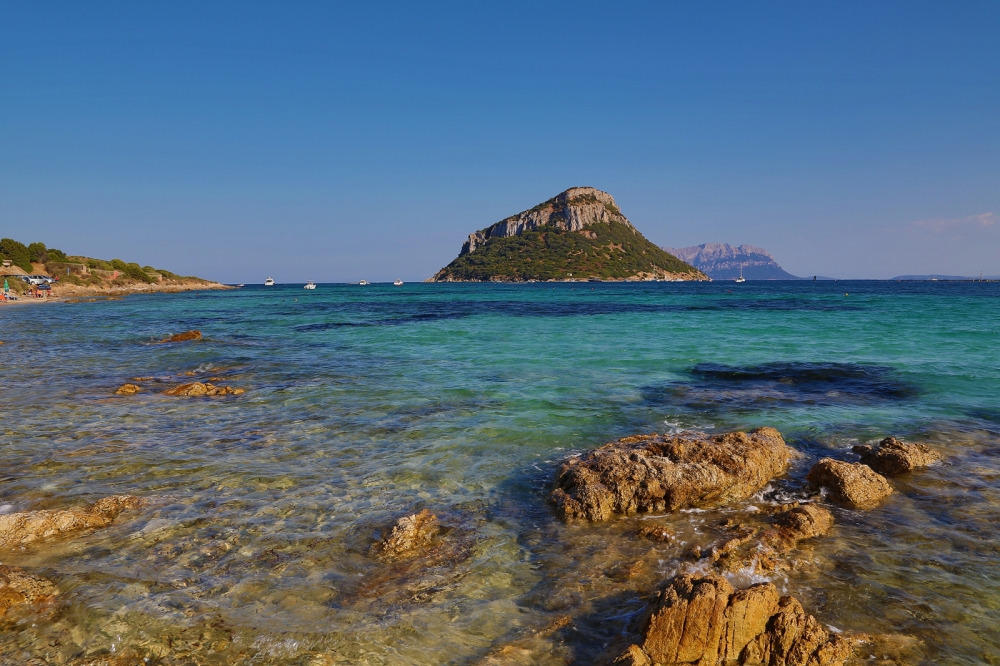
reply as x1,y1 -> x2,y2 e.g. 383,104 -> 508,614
663,243 -> 803,280
430,187 -> 708,282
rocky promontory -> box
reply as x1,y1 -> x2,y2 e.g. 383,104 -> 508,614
430,187 -> 707,282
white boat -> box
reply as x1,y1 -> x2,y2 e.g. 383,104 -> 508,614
359,280 -> 370,285
393,279 -> 403,286
734,265 -> 746,283
264,277 -> 275,286
303,281 -> 316,290
236,284 -> 245,288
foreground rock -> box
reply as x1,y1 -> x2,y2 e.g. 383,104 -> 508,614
807,459 -> 892,510
160,330 -> 201,343
114,383 -> 141,395
0,495 -> 147,547
163,382 -> 245,396
0,565 -> 57,616
611,575 -> 856,666
370,509 -> 440,562
551,428 -> 792,522
853,437 -> 940,476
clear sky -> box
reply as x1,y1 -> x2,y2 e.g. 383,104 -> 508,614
2,2 -> 998,282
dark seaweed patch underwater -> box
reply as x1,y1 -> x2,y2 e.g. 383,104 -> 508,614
643,361 -> 919,416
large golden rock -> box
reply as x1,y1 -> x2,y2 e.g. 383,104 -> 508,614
807,459 -> 893,509
551,428 -> 792,522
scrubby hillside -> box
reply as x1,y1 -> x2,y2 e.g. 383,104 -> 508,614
431,188 -> 706,282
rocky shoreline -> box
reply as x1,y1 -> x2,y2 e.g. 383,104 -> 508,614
363,430 -> 939,665
0,410 -> 942,664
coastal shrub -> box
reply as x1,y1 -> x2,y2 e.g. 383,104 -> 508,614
86,258 -> 114,271
110,259 -> 128,271
47,248 -> 66,261
0,238 -> 32,273
28,242 -> 46,262
123,262 -> 155,283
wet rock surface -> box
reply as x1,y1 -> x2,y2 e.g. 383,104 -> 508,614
0,495 -> 147,546
0,565 -> 57,617
551,428 -> 792,522
159,330 -> 201,343
690,503 -> 835,573
853,437 -> 940,476
114,383 -> 141,395
807,459 -> 893,509
370,509 -> 440,562
163,382 -> 245,396
607,574 -> 890,666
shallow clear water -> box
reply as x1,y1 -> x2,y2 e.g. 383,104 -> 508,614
1,281 -> 999,664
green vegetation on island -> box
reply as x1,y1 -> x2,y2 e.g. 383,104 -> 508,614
434,220 -> 700,281
431,187 -> 707,282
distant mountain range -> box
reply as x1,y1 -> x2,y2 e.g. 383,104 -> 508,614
662,243 -> 803,280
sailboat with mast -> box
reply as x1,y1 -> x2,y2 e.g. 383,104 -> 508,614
734,264 -> 746,283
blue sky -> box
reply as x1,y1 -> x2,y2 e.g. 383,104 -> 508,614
2,2 -> 998,281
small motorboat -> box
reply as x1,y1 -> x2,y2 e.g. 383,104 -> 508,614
236,284 -> 245,288
303,281 -> 316,290
734,265 -> 746,283
264,277 -> 275,286
393,279 -> 403,286
359,280 -> 370,285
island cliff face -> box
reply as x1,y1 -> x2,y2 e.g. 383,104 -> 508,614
431,188 -> 707,282
663,243 -> 800,280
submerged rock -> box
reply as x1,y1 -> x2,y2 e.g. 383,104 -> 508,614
610,574 -> 857,666
807,459 -> 893,510
0,565 -> 57,616
762,503 -> 835,551
853,437 -> 940,476
370,509 -> 440,562
163,382 -> 245,396
0,495 -> 147,546
551,428 -> 792,522
160,330 -> 201,343
689,503 -> 835,574
114,383 -> 141,395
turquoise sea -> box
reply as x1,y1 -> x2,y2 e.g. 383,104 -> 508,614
1,281 -> 999,664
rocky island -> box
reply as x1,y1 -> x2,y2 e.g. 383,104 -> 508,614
430,187 -> 707,282
663,243 -> 801,280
